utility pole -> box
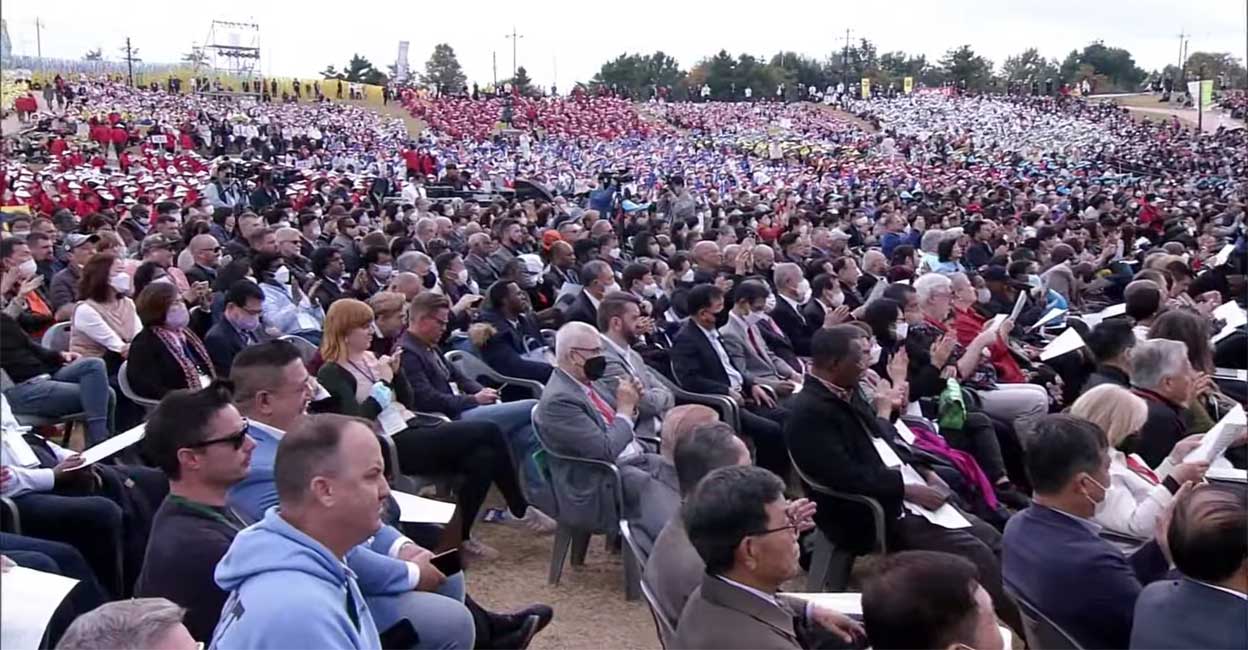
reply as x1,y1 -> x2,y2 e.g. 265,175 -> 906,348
492,51 -> 497,88
841,28 -> 854,86
504,27 -> 524,80
1197,64 -> 1205,132
34,17 -> 42,72
120,37 -> 140,87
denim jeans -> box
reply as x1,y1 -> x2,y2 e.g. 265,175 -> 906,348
368,572 -> 474,649
460,399 -> 544,499
4,357 -> 116,444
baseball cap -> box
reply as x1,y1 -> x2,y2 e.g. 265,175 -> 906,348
141,234 -> 174,254
65,233 -> 100,249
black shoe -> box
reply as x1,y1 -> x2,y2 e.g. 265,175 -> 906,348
489,605 -> 553,649
995,484 -> 1032,511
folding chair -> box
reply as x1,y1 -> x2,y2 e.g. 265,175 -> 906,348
530,404 -> 626,591
40,321 -> 72,352
618,519 -> 644,601
444,349 -> 544,399
652,370 -> 741,433
640,575 -> 677,649
0,496 -> 22,534
117,361 -> 161,412
1006,585 -> 1085,650
790,451 -> 886,591
279,334 -> 319,367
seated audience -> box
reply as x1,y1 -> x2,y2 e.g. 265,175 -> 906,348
1131,483 -> 1248,650
785,325 -> 1019,630
535,322 -> 665,533
0,531 -> 106,647
1070,384 -> 1207,538
630,405 -> 719,555
477,280 -> 554,383
675,465 -> 864,649
204,280 -> 266,376
862,551 -> 1007,650
134,383 -> 255,642
253,251 -> 324,344
125,283 -> 215,400
68,254 -> 141,364
1003,414 -> 1171,650
720,280 -> 802,396
595,291 -> 675,440
1083,318 -> 1136,390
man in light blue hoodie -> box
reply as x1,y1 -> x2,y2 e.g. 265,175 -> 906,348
212,414 -> 389,649
224,341 -> 477,649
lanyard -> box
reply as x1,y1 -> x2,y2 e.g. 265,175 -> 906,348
167,495 -> 245,533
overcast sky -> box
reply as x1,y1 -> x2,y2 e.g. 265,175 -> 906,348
3,0 -> 1244,88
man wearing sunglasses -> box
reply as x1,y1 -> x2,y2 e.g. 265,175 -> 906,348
675,465 -> 865,649
135,382 -> 255,643
185,235 -> 221,288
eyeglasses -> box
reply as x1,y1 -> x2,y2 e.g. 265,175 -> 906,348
745,523 -> 800,539
186,419 -> 250,450
571,346 -> 603,356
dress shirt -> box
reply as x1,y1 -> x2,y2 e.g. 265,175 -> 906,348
574,373 -> 640,459
697,322 -> 743,390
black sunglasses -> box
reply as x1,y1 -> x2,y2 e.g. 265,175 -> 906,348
186,419 -> 250,450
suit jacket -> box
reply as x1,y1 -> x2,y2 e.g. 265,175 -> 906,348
756,316 -> 800,374
535,368 -> 641,531
593,336 -> 674,439
674,574 -> 802,650
1133,388 -> 1188,468
203,318 -> 259,376
769,296 -> 812,357
563,291 -> 599,327
645,516 -> 704,628
784,375 -> 908,554
1002,505 -> 1170,650
397,331 -> 482,418
800,300 -> 827,339
1130,577 -> 1248,650
487,245 -> 519,276
479,309 -> 553,383
185,264 -> 217,288
719,313 -> 798,387
125,328 -> 214,400
670,320 -> 754,396
629,460 -> 679,557
465,253 -> 499,290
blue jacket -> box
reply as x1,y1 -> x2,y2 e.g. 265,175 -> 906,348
478,309 -> 553,383
227,424 -> 414,600
1003,505 -> 1169,650
210,508 -> 381,649
881,229 -> 920,259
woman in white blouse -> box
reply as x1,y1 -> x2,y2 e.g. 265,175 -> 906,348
1069,384 -> 1208,538
68,254 -> 143,362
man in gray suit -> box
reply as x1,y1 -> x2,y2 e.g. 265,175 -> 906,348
1131,483 -> 1247,650
719,280 -> 802,397
594,292 -> 674,440
674,465 -> 863,650
535,321 -> 663,533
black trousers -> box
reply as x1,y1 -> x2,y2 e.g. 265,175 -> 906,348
890,511 -> 1022,634
0,532 -> 108,646
741,405 -> 790,480
941,412 -> 1008,483
393,419 -> 527,540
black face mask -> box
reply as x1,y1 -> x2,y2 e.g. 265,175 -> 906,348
1118,434 -> 1140,456
422,271 -> 437,289
583,355 -> 607,381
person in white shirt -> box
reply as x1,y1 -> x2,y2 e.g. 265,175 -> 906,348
1069,384 -> 1208,538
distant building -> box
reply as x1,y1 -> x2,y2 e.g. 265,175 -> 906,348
0,19 -> 12,63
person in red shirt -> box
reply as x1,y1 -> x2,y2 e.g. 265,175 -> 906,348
949,273 -> 1026,383
111,125 -> 129,156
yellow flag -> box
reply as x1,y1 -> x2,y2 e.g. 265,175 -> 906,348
903,77 -> 914,94
861,78 -> 871,98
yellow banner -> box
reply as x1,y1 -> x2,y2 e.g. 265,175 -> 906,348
1199,79 -> 1213,108
861,78 -> 870,98
903,76 -> 913,94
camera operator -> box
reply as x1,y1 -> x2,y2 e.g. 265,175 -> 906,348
249,171 -> 281,213
204,163 -> 248,213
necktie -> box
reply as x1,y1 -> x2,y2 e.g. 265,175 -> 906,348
587,389 -> 616,425
1125,455 -> 1159,485
746,327 -> 770,366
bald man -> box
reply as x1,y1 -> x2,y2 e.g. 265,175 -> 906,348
691,241 -> 722,274
185,234 -> 221,286
544,240 -> 580,289
387,271 -> 423,303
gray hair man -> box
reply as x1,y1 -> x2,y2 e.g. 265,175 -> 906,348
57,598 -> 197,650
1130,338 -> 1199,466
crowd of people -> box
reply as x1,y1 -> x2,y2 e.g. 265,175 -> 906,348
1,69 -> 1246,650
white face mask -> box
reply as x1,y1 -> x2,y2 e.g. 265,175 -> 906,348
827,291 -> 845,308
642,283 -> 658,298
681,269 -> 695,283
273,266 -> 291,284
608,247 -> 621,259
17,259 -> 37,277
744,311 -> 767,328
796,279 -> 811,303
895,322 -> 909,340
977,288 -> 991,303
764,293 -> 777,312
109,272 -> 131,294
456,268 -> 469,284
868,343 -> 882,365
603,282 -> 621,295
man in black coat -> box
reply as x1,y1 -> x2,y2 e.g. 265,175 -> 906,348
769,262 -> 813,356
784,324 -> 1019,631
204,281 -> 265,376
670,285 -> 788,477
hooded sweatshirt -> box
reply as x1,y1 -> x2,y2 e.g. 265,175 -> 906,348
210,508 -> 382,650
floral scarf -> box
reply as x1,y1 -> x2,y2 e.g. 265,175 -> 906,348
153,326 -> 214,389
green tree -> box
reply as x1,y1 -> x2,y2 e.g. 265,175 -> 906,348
1060,42 -> 1146,90
1000,47 -> 1060,84
506,66 -> 535,96
422,43 -> 467,94
336,54 -> 387,85
83,48 -> 103,61
878,51 -> 929,89
939,45 -> 993,90
592,51 -> 686,99
320,65 -> 342,80
769,51 -> 828,92
1185,51 -> 1247,87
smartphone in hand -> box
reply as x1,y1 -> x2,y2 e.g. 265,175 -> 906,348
431,549 -> 462,576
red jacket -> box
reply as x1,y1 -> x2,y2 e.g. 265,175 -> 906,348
951,306 -> 1026,383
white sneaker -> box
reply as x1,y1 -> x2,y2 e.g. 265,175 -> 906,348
502,507 -> 557,534
461,538 -> 500,562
